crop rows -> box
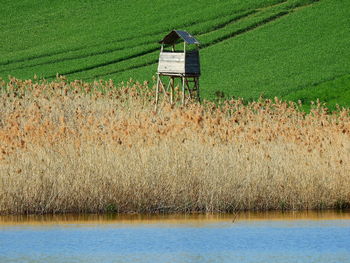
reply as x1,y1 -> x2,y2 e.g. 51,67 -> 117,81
1,0 -> 349,109
0,0 -> 303,80
70,0 -> 314,81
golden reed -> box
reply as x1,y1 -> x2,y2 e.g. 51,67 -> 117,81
0,77 -> 349,214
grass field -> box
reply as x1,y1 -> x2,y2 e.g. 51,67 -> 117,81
0,79 -> 349,214
1,0 -> 349,108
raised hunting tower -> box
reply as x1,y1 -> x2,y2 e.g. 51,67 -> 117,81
155,30 -> 200,109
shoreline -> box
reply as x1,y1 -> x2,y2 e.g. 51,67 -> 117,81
1,210 -> 350,225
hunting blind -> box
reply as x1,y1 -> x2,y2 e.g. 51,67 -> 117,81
155,30 -> 200,109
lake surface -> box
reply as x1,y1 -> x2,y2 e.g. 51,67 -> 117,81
0,211 -> 350,263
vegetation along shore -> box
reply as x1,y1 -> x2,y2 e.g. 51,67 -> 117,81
0,78 -> 349,214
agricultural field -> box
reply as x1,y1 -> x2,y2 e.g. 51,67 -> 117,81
1,0 -> 349,108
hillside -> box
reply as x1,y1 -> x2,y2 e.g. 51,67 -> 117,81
0,0 -> 349,108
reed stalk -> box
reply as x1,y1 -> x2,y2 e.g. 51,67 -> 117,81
0,77 -> 349,214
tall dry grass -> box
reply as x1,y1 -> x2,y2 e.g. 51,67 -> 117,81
0,77 -> 349,214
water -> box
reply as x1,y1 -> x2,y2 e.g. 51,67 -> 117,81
0,211 -> 349,263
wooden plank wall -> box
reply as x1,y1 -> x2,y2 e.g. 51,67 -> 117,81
158,52 -> 185,74
185,51 -> 200,75
158,51 -> 200,75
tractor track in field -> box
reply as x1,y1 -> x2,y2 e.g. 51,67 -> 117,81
44,10 -> 259,79
201,11 -> 289,48
70,1 -> 319,80
195,0 -> 320,49
0,8 -> 259,74
82,59 -> 160,81
46,7 -> 286,79
0,41 -> 158,74
0,0 -> 289,72
0,6 -> 256,68
45,48 -> 159,79
294,72 -> 350,92
1,0 -> 319,80
84,12 -> 290,80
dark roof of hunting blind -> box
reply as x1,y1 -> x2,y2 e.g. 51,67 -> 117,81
159,30 -> 200,45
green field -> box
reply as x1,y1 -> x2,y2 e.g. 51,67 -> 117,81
1,0 -> 349,108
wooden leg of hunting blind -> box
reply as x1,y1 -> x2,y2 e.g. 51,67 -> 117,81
164,77 -> 171,103
155,74 -> 160,111
182,76 -> 185,104
170,77 -> 174,104
184,79 -> 192,101
195,77 -> 200,103
198,79 -> 200,102
162,79 -> 168,98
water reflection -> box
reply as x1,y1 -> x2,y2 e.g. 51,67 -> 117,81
1,210 -> 350,226
0,211 -> 349,263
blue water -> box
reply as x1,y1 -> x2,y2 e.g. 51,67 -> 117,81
0,218 -> 350,263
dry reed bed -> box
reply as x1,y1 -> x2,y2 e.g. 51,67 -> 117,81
0,77 -> 349,214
